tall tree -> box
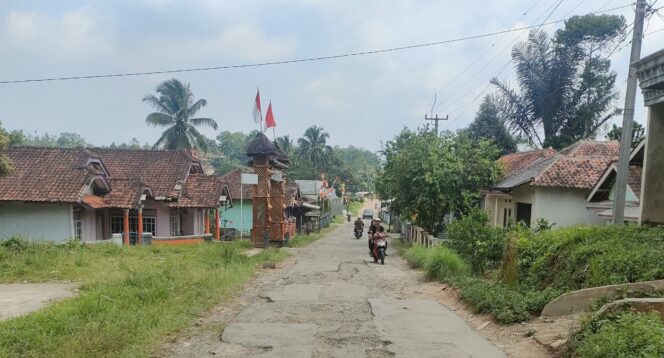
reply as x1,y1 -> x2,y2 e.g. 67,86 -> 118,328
143,78 -> 217,151
606,122 -> 645,148
297,125 -> 333,169
0,122 -> 13,176
492,14 -> 625,149
275,135 -> 295,156
464,95 -> 517,156
376,128 -> 502,234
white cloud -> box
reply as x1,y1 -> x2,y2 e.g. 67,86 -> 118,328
1,7 -> 110,61
5,11 -> 36,40
300,74 -> 354,111
213,25 -> 297,62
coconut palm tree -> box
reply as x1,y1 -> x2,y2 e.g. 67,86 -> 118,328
275,135 -> 294,156
297,126 -> 333,169
143,79 -> 218,151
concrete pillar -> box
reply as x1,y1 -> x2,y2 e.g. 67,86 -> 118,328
634,48 -> 664,225
204,209 -> 210,234
137,206 -> 143,245
123,208 -> 130,246
641,105 -> 664,224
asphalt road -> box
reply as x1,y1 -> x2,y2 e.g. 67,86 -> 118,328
197,217 -> 505,358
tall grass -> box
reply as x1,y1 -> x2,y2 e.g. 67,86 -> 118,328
423,246 -> 469,281
0,241 -> 287,357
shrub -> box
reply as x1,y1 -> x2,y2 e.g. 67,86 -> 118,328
516,225 -> 664,290
455,276 -> 530,324
447,208 -> 505,274
423,246 -> 469,281
402,246 -> 428,268
1,236 -> 29,252
569,311 -> 664,357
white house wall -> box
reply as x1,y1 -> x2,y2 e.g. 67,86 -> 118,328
143,199 -> 171,236
484,195 -> 515,228
532,187 -> 605,227
0,202 -> 73,242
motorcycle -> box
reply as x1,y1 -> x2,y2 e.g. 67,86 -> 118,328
347,213 -> 352,222
372,235 -> 387,265
354,228 -> 363,239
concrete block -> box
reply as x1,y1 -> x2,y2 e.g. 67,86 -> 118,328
541,279 -> 664,317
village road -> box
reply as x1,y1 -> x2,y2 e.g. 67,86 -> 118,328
165,215 -> 505,357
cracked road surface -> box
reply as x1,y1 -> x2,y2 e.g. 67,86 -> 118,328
166,220 -> 505,357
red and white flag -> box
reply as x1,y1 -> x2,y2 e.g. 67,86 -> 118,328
252,89 -> 262,125
265,101 -> 276,129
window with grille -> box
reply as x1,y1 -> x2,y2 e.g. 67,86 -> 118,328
170,209 -> 180,236
73,208 -> 82,241
111,215 -> 156,235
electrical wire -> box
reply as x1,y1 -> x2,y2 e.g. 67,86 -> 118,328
432,0 -> 568,119
0,3 -> 637,85
444,0 -> 569,123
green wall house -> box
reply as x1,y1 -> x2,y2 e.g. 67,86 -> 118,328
220,168 -> 255,237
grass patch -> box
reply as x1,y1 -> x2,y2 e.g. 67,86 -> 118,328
423,246 -> 469,281
568,311 -> 664,357
0,241 -> 287,357
399,242 -> 560,324
401,245 -> 428,268
516,225 -> 664,290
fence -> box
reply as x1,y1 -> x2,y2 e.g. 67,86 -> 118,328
400,222 -> 445,248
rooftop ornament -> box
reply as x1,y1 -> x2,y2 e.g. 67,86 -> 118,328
634,48 -> 664,107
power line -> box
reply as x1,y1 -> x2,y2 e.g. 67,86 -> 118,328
445,1 -> 643,127
444,0 -> 570,123
0,3 -> 637,85
433,0 -> 568,117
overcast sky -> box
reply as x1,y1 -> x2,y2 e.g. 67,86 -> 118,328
1,0 -> 663,151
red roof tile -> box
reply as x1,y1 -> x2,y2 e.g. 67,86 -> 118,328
498,148 -> 556,178
91,148 -> 201,199
173,174 -> 225,208
220,168 -> 255,200
0,147 -> 102,203
532,141 -> 619,189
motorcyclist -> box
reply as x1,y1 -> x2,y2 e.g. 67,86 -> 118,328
375,225 -> 388,256
354,217 -> 364,231
368,219 -> 380,256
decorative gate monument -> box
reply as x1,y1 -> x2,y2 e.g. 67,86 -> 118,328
245,132 -> 290,247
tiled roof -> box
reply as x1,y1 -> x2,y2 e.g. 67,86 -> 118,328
495,140 -> 619,191
173,174 -> 225,208
91,148 -> 201,199
498,148 -> 557,178
81,179 -> 146,209
533,141 -> 619,189
220,168 -> 255,200
0,147 -> 101,203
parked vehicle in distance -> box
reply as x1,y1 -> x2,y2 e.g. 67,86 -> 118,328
362,208 -> 374,220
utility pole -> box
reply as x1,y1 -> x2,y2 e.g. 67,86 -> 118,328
424,114 -> 448,135
613,0 -> 647,225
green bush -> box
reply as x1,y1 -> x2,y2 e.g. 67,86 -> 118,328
453,276 -> 561,324
402,245 -> 428,269
516,225 -> 664,290
423,246 -> 469,281
569,311 -> 664,357
1,236 -> 29,252
447,208 -> 505,274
